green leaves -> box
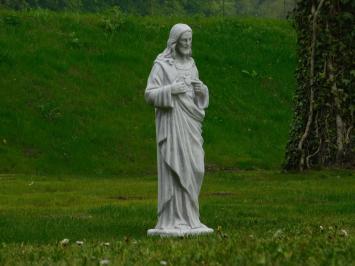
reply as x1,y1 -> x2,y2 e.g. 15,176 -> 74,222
241,69 -> 258,78
99,7 -> 126,35
284,0 -> 354,170
2,14 -> 21,26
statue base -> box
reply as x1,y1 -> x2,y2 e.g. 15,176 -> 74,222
147,226 -> 213,237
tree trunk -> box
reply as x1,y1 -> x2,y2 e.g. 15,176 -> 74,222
283,0 -> 354,171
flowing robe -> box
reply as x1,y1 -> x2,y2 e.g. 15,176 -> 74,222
145,58 -> 209,229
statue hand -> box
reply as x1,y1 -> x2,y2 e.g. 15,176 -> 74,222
191,80 -> 203,94
171,81 -> 188,95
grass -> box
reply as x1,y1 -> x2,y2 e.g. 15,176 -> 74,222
0,170 -> 354,264
1,9 -> 352,266
0,10 -> 296,175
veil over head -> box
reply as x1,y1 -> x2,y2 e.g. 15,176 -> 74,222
155,23 -> 192,64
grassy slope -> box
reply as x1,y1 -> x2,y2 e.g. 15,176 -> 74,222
0,10 -> 296,175
0,170 -> 353,264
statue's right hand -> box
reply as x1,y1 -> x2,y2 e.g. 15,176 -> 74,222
170,82 -> 188,95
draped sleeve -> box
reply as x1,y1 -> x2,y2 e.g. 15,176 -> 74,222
193,66 -> 209,109
145,63 -> 174,108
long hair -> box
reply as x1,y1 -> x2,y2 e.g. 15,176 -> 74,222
155,23 -> 192,64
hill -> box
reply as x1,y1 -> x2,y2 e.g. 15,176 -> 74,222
1,0 -> 296,18
0,10 -> 296,176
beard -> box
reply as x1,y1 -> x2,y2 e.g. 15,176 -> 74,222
176,46 -> 192,57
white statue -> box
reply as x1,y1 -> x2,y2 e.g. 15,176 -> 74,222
145,23 -> 213,237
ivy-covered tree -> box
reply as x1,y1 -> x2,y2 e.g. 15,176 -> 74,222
284,0 -> 354,171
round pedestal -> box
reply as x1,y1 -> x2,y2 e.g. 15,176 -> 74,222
147,226 -> 213,237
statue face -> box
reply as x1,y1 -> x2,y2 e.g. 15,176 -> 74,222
176,31 -> 192,57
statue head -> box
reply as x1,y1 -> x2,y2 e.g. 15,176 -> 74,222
176,30 -> 192,58
168,23 -> 192,59
156,23 -> 192,63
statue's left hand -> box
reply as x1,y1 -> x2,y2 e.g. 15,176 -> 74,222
191,80 -> 203,94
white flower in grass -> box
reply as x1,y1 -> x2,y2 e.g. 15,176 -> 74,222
319,225 -> 324,231
100,259 -> 110,265
103,242 -> 110,247
76,241 -> 84,246
273,229 -> 283,238
60,239 -> 70,246
160,260 -> 167,265
339,229 -> 348,237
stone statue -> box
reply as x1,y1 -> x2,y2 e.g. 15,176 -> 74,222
145,23 -> 213,237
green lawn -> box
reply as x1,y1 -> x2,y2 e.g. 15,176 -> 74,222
0,170 -> 353,265
0,10 -> 353,266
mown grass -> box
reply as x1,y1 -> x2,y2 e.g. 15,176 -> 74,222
0,10 -> 296,175
0,170 -> 354,265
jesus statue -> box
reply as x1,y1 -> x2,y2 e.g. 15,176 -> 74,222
145,23 -> 213,237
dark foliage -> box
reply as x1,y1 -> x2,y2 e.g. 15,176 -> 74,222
0,0 -> 295,18
284,0 -> 354,171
